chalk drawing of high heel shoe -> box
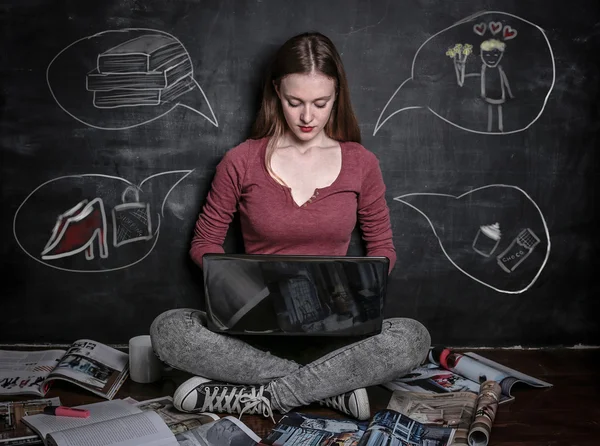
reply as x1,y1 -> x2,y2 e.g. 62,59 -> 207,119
41,198 -> 109,260
111,185 -> 153,247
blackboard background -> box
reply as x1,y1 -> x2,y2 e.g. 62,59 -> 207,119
1,0 -> 598,347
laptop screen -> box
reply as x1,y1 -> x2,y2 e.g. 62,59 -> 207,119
202,254 -> 389,336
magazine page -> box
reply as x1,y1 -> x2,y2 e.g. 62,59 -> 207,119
134,397 -> 219,435
21,399 -> 142,443
435,350 -> 552,403
464,352 -> 552,397
0,397 -> 61,446
45,340 -> 129,399
384,363 -> 481,395
359,409 -> 455,446
259,412 -> 368,446
106,368 -> 130,400
175,416 -> 260,446
46,411 -> 178,446
437,351 -> 508,386
0,350 -> 65,397
387,391 -> 476,445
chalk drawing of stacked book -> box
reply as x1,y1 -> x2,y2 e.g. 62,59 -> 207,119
86,34 -> 195,108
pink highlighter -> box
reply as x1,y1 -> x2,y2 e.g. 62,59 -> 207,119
43,406 -> 90,418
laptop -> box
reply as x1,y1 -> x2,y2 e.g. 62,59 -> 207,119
202,254 -> 389,336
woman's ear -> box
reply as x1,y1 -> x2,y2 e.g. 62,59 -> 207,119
273,81 -> 280,99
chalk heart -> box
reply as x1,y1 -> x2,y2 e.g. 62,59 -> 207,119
13,171 -> 192,273
503,25 -> 518,40
489,21 -> 503,35
393,185 -> 550,294
473,22 -> 486,36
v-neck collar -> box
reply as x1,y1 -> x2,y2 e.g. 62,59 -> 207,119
260,138 -> 345,208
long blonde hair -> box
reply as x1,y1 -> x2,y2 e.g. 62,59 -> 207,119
250,32 -> 361,177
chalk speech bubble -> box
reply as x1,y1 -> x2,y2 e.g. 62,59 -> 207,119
47,29 -> 218,130
374,11 -> 555,135
13,170 -> 192,272
394,184 -> 550,293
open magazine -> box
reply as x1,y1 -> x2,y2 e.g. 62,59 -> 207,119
21,398 -> 258,446
383,349 -> 552,403
259,411 -> 456,446
388,380 -> 503,446
0,340 -> 128,400
0,398 -> 61,446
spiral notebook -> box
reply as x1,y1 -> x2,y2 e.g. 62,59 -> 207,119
202,254 -> 389,336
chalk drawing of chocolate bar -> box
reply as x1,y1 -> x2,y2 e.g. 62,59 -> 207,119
496,228 -> 540,273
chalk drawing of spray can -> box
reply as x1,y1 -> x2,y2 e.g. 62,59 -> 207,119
496,228 -> 540,273
472,222 -> 502,257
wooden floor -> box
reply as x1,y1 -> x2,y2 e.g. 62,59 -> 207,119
2,348 -> 598,445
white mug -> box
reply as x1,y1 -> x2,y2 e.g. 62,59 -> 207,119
128,335 -> 162,383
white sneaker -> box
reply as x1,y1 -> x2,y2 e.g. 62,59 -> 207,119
319,388 -> 370,420
173,376 -> 274,421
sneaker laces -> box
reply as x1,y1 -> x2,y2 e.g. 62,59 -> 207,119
202,385 -> 275,423
321,393 -> 348,414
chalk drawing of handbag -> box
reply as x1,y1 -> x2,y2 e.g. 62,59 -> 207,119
111,186 -> 153,247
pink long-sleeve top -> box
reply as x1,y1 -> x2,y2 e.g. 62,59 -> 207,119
190,137 -> 396,270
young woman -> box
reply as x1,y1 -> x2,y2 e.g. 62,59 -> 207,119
150,32 -> 430,421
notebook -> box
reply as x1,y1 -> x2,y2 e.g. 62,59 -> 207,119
202,254 -> 389,336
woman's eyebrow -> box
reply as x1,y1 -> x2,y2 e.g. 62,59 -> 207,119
285,94 -> 332,101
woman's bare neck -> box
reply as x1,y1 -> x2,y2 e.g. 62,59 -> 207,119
277,132 -> 337,154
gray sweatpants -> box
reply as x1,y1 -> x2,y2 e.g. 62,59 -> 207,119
150,309 -> 430,413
